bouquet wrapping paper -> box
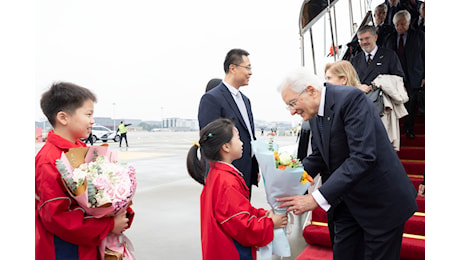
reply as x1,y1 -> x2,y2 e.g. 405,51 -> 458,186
56,144 -> 136,260
252,139 -> 311,258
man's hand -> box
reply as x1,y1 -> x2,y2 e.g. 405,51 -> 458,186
358,84 -> 372,93
277,194 -> 319,215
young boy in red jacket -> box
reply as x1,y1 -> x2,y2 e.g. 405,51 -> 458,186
35,82 -> 134,260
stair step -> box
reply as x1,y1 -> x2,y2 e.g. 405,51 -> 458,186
416,196 -> 425,213
302,223 -> 425,259
405,214 -> 425,236
400,117 -> 425,135
401,160 -> 425,175
400,135 -> 425,147
297,245 -> 332,260
304,219 -> 425,243
297,236 -> 425,260
400,237 -> 425,260
398,147 -> 425,160
410,176 -> 424,191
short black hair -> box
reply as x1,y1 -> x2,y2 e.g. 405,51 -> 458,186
223,48 -> 250,73
40,82 -> 97,126
205,78 -> 222,92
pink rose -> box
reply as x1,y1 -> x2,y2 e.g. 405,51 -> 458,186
92,174 -> 110,190
114,181 -> 131,201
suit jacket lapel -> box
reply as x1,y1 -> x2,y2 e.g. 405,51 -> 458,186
313,116 -> 325,158
359,52 -> 373,83
219,85 -> 251,134
362,48 -> 383,83
323,105 -> 334,164
321,85 -> 335,164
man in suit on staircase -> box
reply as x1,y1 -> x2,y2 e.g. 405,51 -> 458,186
198,48 -> 259,198
385,0 -> 403,26
374,4 -> 395,47
277,68 -> 417,260
411,1 -> 425,32
350,25 -> 404,93
385,10 -> 425,139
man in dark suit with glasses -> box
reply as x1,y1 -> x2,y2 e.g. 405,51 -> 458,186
198,48 -> 259,198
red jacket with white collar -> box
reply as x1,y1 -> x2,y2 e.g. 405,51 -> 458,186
200,162 -> 274,260
35,131 -> 133,260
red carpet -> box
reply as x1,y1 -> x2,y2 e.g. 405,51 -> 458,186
297,117 -> 425,260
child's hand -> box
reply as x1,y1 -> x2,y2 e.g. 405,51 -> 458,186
265,209 -> 274,218
111,210 -> 129,235
269,213 -> 288,229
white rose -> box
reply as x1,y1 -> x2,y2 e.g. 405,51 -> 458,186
279,153 -> 292,165
95,190 -> 112,206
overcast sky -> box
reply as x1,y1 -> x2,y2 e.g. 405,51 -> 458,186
11,1 -> 460,257
35,0 -> 311,124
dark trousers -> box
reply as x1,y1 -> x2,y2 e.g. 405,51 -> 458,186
119,133 -> 128,147
332,202 -> 405,260
404,87 -> 422,133
85,133 -> 93,145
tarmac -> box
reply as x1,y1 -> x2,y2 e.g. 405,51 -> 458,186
35,131 -> 308,260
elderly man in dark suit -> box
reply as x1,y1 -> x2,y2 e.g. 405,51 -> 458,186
386,10 -> 425,138
350,25 -> 404,92
277,68 -> 417,260
374,4 -> 395,47
411,1 -> 425,32
198,48 -> 259,197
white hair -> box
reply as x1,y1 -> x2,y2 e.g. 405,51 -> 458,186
393,10 -> 411,24
277,67 -> 323,94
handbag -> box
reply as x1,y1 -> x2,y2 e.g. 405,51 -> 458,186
366,84 -> 384,117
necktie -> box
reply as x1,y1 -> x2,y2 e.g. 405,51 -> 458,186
235,91 -> 254,141
367,53 -> 372,65
398,34 -> 405,57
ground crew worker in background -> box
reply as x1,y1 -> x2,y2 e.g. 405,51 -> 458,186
117,121 -> 131,147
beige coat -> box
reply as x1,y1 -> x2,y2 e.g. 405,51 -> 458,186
373,74 -> 408,151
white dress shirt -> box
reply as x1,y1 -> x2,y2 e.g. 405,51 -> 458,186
312,86 -> 331,211
365,45 -> 379,62
223,81 -> 254,141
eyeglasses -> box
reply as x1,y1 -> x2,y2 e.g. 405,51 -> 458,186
232,64 -> 252,71
286,89 -> 306,110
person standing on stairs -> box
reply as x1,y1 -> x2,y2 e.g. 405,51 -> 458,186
418,171 -> 425,197
385,10 -> 425,139
277,67 -> 418,260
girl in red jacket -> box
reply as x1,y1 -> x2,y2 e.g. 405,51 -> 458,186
187,118 -> 287,260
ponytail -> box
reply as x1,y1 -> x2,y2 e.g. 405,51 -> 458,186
186,144 -> 206,185
186,118 -> 235,185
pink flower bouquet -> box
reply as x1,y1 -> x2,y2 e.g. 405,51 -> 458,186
56,144 -> 137,260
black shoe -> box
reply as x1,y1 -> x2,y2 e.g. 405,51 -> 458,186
405,131 -> 416,139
